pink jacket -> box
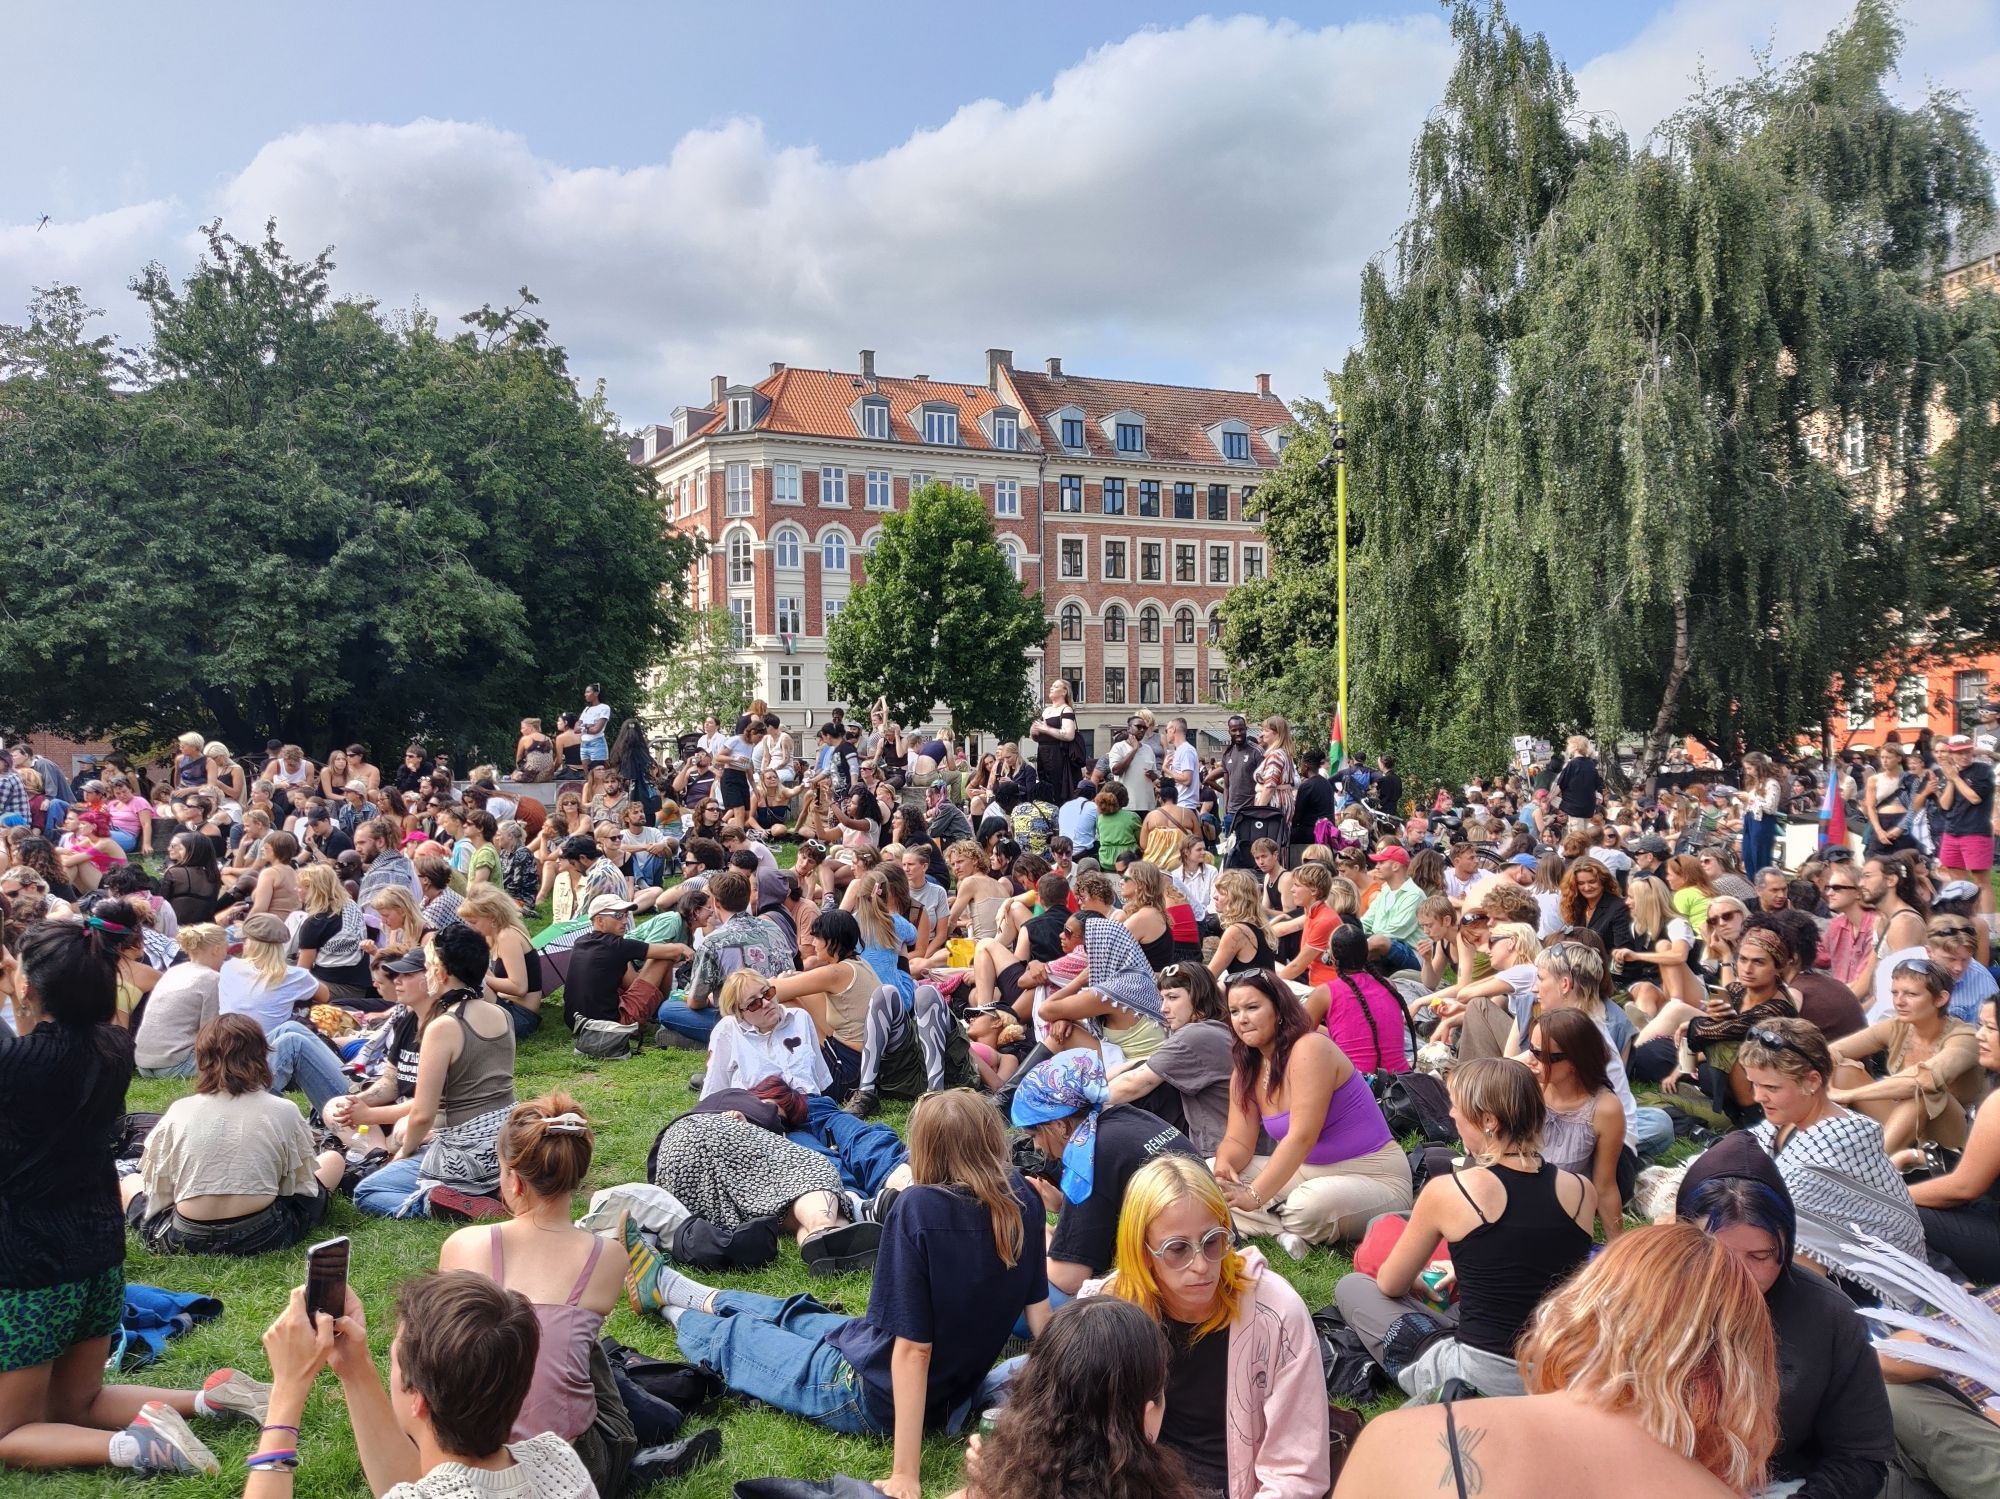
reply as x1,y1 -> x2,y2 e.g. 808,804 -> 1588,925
1083,1247 -> 1330,1499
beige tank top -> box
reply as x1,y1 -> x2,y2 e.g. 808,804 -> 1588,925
823,961 -> 876,1050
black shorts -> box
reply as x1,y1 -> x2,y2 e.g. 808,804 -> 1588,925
126,1186 -> 330,1257
719,769 -> 752,811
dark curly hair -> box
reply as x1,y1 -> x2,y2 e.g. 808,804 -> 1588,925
967,1298 -> 1199,1499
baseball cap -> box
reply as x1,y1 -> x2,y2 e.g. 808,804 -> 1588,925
1508,853 -> 1540,869
241,913 -> 290,945
1942,734 -> 1975,753
1369,846 -> 1411,866
382,949 -> 428,975
1629,835 -> 1669,857
585,893 -> 637,920
1937,879 -> 1981,904
343,779 -> 368,793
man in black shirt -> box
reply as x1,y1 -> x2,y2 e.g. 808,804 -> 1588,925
561,894 -> 691,1057
1372,753 -> 1404,815
1291,750 -> 1337,855
1552,733 -> 1603,821
300,804 -> 351,862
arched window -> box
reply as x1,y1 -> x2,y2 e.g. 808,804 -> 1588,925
821,531 -> 849,572
1000,538 -> 1023,580
773,527 -> 802,570
1206,611 -> 1223,644
1103,604 -> 1127,643
1139,605 -> 1161,644
727,531 -> 754,585
1060,603 -> 1083,641
1175,606 -> 1197,644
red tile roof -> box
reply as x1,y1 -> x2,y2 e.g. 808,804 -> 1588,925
1002,369 -> 1292,468
684,367 -> 1043,453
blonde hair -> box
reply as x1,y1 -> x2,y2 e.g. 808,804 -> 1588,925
1628,874 -> 1673,942
718,967 -> 771,1019
1108,1156 -> 1249,1342
179,732 -> 205,751
1447,1057 -> 1545,1163
1519,1223 -> 1777,1494
849,869 -> 901,952
203,740 -> 230,759
909,1090 -> 1023,1267
459,883 -> 530,940
243,929 -> 289,988
367,886 -> 423,953
174,922 -> 228,959
1487,921 -> 1542,963
299,863 -> 348,917
1326,876 -> 1360,916
1212,870 -> 1267,936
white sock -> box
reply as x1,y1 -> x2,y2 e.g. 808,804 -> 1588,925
108,1431 -> 141,1468
663,1305 -> 687,1328
654,1265 -> 717,1314
192,1389 -> 217,1419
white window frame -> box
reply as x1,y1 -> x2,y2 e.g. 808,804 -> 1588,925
1000,538 -> 1023,579
1896,675 -> 1928,727
995,477 -> 1020,517
726,531 -> 755,586
820,531 -> 849,573
778,663 -> 803,704
823,597 -> 846,628
923,409 -> 959,446
909,471 -> 930,491
1842,418 -> 1867,474
865,469 -> 893,509
1058,535 -> 1086,581
773,528 -> 803,571
861,402 -> 890,441
1102,537 -> 1128,582
992,413 -> 1017,451
729,395 -> 752,430
1846,678 -> 1875,730
1242,544 -> 1265,581
725,462 -> 752,516
953,473 -> 978,494
773,462 -> 802,505
776,595 -> 802,636
820,465 -> 848,506
728,597 -> 753,648
1208,543 -> 1231,585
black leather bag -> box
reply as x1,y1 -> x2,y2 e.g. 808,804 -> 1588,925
1380,1071 -> 1458,1145
1311,1305 -> 1383,1404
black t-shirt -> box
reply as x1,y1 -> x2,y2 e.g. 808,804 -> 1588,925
0,1022 -> 135,1288
310,826 -> 353,860
1161,1319 -> 1232,1497
1373,772 -> 1404,813
562,930 -> 651,1027
1942,760 -> 1995,836
1023,909 -> 1069,963
826,1179 -> 1048,1428
1047,1105 -> 1201,1275
1291,773 -> 1336,840
298,912 -> 373,991
1554,756 -> 1602,819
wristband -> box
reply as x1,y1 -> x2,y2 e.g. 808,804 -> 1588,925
246,1450 -> 298,1471
260,1425 -> 300,1435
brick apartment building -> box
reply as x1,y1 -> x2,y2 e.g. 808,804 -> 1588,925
633,349 -> 1294,743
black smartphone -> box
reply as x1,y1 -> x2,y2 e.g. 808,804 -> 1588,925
304,1236 -> 350,1326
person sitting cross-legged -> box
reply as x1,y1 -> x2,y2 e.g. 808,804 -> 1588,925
561,894 -> 691,1060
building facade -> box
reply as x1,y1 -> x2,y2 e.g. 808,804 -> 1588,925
634,349 -> 1293,741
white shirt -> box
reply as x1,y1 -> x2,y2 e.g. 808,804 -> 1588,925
1172,863 -> 1219,922
1166,742 -> 1201,810
1109,738 -> 1157,812
702,1008 -> 832,1100
218,959 -> 320,1034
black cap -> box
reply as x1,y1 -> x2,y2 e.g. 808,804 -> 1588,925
382,949 -> 427,975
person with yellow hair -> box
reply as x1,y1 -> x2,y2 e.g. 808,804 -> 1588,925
1079,1156 -> 1329,1499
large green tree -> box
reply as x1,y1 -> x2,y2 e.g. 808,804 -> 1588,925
825,482 -> 1046,738
0,222 -> 697,762
644,606 -> 758,732
1225,0 -> 2000,784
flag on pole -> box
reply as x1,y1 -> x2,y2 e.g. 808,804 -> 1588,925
1327,709 -> 1345,774
1819,767 -> 1847,848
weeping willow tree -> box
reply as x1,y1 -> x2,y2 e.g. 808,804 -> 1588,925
1226,0 -> 1999,784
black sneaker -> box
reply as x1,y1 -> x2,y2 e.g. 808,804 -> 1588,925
626,1428 -> 721,1488
801,1221 -> 882,1277
842,1088 -> 880,1119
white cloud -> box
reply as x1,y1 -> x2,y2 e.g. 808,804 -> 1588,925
2,5 -> 1994,421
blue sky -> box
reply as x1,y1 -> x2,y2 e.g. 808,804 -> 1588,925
4,2 -> 1995,421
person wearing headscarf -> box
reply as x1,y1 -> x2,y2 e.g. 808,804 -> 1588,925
1676,1131 -> 1896,1499
1010,1050 -> 1201,1296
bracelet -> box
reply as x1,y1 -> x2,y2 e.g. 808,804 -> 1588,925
260,1425 -> 300,1435
246,1450 -> 298,1471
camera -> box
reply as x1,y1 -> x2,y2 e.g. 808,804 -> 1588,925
1011,1134 -> 1062,1186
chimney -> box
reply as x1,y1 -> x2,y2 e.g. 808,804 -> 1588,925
710,374 -> 727,406
1256,372 -> 1272,398
985,347 -> 1013,391
1046,356 -> 1063,379
858,349 -> 875,380
769,361 -> 785,377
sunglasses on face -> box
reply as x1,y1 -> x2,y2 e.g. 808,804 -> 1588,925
1826,881 -> 1859,892
1527,1045 -> 1567,1064
1146,1225 -> 1231,1271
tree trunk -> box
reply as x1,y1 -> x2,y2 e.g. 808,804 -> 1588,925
1639,591 -> 1691,787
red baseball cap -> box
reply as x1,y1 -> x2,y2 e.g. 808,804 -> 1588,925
1368,846 -> 1411,866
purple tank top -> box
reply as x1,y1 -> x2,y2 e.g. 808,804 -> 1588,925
1263,1068 -> 1392,1165
492,1228 -> 607,1441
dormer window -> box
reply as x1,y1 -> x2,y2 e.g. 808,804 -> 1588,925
992,413 -> 1017,451
1221,430 -> 1249,462
1115,421 -> 1145,453
673,410 -> 690,444
921,407 -> 958,446
857,400 -> 890,441
1061,417 -> 1084,449
1271,430 -> 1291,454
729,396 -> 752,431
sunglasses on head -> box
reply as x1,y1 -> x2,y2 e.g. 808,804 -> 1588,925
1746,1025 -> 1815,1062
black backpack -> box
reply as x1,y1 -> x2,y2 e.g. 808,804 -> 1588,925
1380,1071 -> 1458,1145
1311,1305 -> 1384,1404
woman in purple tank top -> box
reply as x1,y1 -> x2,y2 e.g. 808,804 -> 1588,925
1213,971 -> 1413,1261
438,1093 -> 640,1494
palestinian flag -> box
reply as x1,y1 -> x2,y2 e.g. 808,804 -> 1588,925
1327,709 -> 1345,773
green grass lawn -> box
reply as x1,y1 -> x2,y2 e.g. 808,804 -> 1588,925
31,999 -> 1361,1499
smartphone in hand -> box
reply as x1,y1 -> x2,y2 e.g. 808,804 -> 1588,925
305,1236 -> 350,1326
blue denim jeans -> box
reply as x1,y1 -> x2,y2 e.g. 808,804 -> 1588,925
787,1094 -> 908,1197
654,997 -> 722,1043
269,1021 -> 348,1113
672,1292 -> 882,1435
1633,1105 -> 1675,1159
352,1156 -> 428,1219
630,851 -> 664,888
108,828 -> 140,854
139,1057 -> 198,1079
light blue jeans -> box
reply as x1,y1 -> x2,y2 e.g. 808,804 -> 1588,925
672,1292 -> 883,1435
654,997 -> 722,1044
1633,1105 -> 1675,1159
268,1021 -> 348,1113
138,1057 -> 198,1079
351,1156 -> 428,1219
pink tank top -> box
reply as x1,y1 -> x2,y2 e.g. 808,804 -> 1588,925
493,1228 -> 607,1442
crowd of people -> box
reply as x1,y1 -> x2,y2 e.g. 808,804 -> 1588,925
2,700 -> 1999,1498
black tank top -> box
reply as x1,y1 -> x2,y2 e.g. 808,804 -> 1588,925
1448,1162 -> 1593,1357
491,945 -> 544,995
1138,925 -> 1176,971
1225,922 -> 1279,971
